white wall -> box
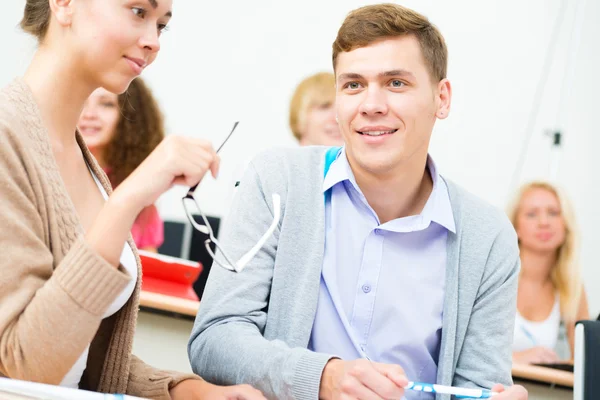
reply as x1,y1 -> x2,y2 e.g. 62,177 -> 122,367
1,1 -> 599,315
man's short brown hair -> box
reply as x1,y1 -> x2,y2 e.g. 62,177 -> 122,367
332,3 -> 448,82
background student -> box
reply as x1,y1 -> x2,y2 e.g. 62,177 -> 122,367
508,181 -> 589,364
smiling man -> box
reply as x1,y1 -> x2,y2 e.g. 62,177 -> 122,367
189,4 -> 527,400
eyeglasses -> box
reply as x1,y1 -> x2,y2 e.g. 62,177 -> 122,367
181,122 -> 281,272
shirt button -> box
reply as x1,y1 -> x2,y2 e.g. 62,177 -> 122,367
362,284 -> 371,293
374,228 -> 383,235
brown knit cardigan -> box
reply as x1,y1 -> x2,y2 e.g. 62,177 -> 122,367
0,79 -> 199,399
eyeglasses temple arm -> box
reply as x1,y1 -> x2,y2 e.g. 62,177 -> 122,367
235,194 -> 281,272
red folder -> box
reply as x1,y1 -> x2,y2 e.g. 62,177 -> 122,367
138,250 -> 202,301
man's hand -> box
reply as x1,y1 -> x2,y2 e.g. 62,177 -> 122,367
319,359 -> 408,400
491,384 -> 528,399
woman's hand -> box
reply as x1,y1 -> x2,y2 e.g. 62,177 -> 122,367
169,379 -> 266,400
512,346 -> 560,364
116,135 -> 220,210
87,136 -> 219,266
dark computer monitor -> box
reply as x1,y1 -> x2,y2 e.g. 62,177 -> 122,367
158,220 -> 186,258
188,214 -> 221,299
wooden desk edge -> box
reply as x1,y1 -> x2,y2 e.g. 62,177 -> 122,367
512,363 -> 574,388
139,291 -> 200,317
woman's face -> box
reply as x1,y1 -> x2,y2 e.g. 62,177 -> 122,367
515,188 -> 567,254
78,88 -> 120,152
300,102 -> 343,146
68,0 -> 173,94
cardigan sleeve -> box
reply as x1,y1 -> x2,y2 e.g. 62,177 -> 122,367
125,355 -> 201,400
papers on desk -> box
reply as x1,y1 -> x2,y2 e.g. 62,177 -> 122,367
0,377 -> 147,400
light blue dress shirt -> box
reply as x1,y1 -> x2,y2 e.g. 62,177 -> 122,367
309,148 -> 456,399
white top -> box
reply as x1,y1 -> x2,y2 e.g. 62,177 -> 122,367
59,170 -> 138,388
513,294 -> 561,352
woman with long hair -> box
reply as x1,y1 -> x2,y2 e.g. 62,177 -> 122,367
0,1 -> 264,399
79,78 -> 166,252
508,181 -> 589,364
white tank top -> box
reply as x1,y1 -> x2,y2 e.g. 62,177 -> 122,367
512,294 -> 561,352
59,169 -> 138,388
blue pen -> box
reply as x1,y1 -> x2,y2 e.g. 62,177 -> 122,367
362,354 -> 497,399
520,325 -> 537,346
405,381 -> 497,398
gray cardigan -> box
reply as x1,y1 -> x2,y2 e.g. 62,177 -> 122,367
188,146 -> 520,400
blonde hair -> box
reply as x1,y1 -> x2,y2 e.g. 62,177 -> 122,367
289,72 -> 335,141
507,181 -> 582,322
332,3 -> 447,82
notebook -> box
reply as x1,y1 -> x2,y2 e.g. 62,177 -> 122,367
0,377 -> 146,400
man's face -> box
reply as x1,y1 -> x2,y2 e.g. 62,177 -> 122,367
335,35 -> 450,177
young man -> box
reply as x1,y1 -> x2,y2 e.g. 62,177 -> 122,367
189,4 -> 527,400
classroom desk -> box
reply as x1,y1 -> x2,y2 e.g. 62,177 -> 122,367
512,363 -> 573,387
512,363 -> 573,400
139,290 -> 200,319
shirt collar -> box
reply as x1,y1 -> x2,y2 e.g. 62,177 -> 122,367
322,147 -> 354,193
423,157 -> 456,233
322,148 -> 456,233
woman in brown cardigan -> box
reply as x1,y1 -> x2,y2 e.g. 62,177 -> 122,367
0,1 -> 265,399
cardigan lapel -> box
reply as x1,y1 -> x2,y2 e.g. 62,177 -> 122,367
437,178 -> 462,389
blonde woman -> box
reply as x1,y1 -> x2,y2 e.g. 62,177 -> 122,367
289,72 -> 343,146
508,181 -> 589,364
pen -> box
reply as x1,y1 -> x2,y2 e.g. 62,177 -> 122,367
362,354 -> 497,399
405,381 -> 497,398
520,325 -> 537,346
